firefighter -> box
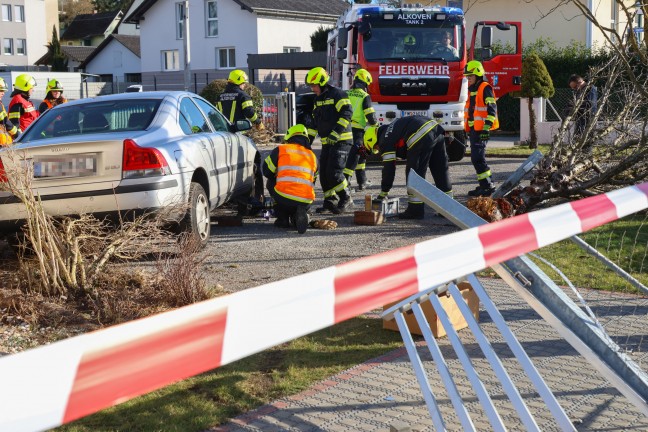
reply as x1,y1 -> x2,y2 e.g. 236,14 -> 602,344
304,66 -> 354,214
38,79 -> 68,114
364,115 -> 452,220
343,68 -> 377,191
217,69 -> 265,130
464,60 -> 498,197
8,73 -> 39,132
262,124 -> 318,234
0,78 -> 20,146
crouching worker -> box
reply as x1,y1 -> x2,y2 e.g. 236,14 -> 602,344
262,124 -> 318,234
364,115 -> 452,220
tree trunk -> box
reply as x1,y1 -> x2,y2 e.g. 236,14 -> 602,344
528,97 -> 538,149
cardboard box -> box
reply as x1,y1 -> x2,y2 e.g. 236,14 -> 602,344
354,210 -> 384,225
382,282 -> 479,338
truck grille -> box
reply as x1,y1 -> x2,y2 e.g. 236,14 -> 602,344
379,76 -> 450,97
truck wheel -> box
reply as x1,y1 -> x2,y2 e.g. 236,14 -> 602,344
180,182 -> 210,248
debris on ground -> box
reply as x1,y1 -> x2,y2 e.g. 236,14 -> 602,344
310,220 -> 338,230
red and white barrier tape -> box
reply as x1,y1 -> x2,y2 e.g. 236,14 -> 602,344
1,183 -> 647,432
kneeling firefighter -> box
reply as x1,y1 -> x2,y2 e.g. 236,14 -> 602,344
262,124 -> 318,234
364,115 -> 452,220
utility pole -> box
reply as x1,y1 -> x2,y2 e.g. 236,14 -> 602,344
182,0 -> 191,91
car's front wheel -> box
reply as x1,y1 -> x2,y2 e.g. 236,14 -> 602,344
180,182 -> 210,248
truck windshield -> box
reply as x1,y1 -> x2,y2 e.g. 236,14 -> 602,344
362,24 -> 463,62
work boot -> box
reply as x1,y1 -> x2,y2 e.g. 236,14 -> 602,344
315,198 -> 339,214
274,207 -> 290,228
295,206 -> 309,234
467,185 -> 496,197
398,203 -> 425,220
337,192 -> 354,213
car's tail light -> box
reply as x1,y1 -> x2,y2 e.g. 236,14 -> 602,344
122,139 -> 170,178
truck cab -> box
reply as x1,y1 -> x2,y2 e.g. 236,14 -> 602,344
328,4 -> 521,159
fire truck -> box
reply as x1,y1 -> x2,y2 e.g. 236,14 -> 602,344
327,4 -> 522,160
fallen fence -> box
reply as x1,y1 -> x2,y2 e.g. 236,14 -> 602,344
0,182 -> 647,431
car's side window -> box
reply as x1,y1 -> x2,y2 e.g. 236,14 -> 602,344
179,98 -> 212,135
193,97 -> 229,132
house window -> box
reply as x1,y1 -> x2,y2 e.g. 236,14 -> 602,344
14,5 -> 23,22
162,50 -> 180,71
3,38 -> 13,55
176,2 -> 184,39
206,1 -> 218,37
125,73 -> 142,82
217,47 -> 235,69
283,47 -> 301,53
83,38 -> 92,46
1,4 -> 11,21
16,39 -> 25,55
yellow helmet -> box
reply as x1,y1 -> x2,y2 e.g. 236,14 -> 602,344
46,79 -> 64,93
404,34 -> 417,46
305,67 -> 329,86
363,126 -> 380,154
354,69 -> 372,86
0,77 -> 7,92
228,69 -> 248,85
14,73 -> 36,92
464,60 -> 485,77
284,124 -> 309,142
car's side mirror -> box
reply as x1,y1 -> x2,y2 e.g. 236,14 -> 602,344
233,119 -> 252,132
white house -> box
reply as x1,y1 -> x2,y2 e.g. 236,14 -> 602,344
80,35 -> 141,86
124,0 -> 348,92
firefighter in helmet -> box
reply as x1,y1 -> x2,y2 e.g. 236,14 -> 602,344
38,79 -> 68,114
217,69 -> 264,130
464,60 -> 499,197
262,124 -> 318,234
9,73 -> 39,132
304,66 -> 354,214
364,116 -> 452,220
0,78 -> 20,146
343,68 -> 377,191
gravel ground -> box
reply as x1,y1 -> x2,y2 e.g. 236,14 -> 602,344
0,146 -> 527,353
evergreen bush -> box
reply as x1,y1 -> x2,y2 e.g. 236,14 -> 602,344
200,79 -> 264,122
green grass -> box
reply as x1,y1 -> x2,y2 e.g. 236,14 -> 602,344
57,316 -> 404,432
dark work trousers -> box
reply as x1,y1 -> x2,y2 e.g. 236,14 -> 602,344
344,128 -> 368,187
404,136 -> 436,203
267,181 -> 310,221
320,140 -> 352,202
469,130 -> 492,186
428,137 -> 452,193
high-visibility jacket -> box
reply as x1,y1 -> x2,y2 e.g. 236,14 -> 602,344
39,97 -> 68,114
0,102 -> 18,146
264,143 -> 317,204
464,81 -> 499,132
305,84 -> 353,145
217,83 -> 259,124
348,86 -> 377,130
9,93 -> 39,132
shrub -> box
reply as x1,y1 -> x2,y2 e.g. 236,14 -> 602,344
200,79 -> 264,123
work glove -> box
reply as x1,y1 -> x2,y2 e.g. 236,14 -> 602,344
327,132 -> 339,145
479,130 -> 490,143
255,122 -> 266,131
357,144 -> 368,158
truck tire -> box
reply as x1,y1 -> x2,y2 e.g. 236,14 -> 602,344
180,182 -> 210,248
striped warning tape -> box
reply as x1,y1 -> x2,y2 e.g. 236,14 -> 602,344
1,183 -> 647,432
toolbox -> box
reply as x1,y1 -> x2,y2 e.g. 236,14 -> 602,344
371,197 -> 400,217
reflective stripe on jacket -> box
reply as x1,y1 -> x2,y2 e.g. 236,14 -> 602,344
274,144 -> 317,204
348,87 -> 376,129
9,94 -> 39,131
464,81 -> 499,132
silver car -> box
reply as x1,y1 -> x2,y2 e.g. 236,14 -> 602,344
0,91 -> 262,246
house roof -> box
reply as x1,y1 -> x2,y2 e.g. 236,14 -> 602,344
79,34 -> 141,69
61,10 -> 123,41
125,0 -> 347,24
79,35 -> 141,69
35,45 -> 96,65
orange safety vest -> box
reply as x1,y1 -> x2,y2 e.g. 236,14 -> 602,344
274,144 -> 317,204
43,97 -> 68,110
464,81 -> 499,132
9,94 -> 39,131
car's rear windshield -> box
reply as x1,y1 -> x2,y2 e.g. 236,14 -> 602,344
20,99 -> 162,142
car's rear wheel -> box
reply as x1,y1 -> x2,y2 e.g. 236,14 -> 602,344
180,182 -> 210,248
